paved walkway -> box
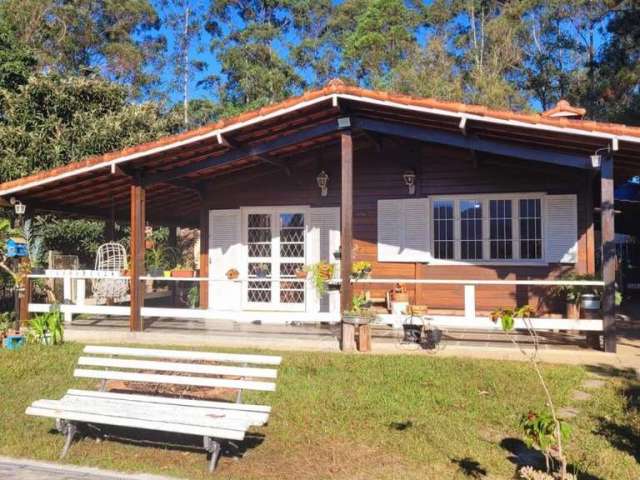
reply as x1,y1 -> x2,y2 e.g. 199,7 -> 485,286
0,456 -> 177,480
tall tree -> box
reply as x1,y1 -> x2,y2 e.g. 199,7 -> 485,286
335,0 -> 424,88
205,0 -> 303,107
0,18 -> 37,92
0,0 -> 163,93
159,0 -> 208,127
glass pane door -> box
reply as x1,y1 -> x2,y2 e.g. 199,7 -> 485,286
245,210 -> 306,309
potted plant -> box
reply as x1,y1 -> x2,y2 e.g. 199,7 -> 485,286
145,245 -> 170,277
226,268 -> 239,280
27,307 -> 63,345
305,261 -> 335,297
294,267 -> 307,279
172,263 -> 195,278
552,273 -> 622,319
0,312 -> 12,345
342,293 -> 375,325
351,261 -> 372,280
333,247 -> 341,260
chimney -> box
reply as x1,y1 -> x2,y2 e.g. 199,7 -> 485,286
542,100 -> 586,120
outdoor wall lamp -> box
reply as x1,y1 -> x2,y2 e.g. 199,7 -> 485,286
9,197 -> 26,216
403,170 -> 416,195
316,170 -> 329,197
590,146 -> 611,169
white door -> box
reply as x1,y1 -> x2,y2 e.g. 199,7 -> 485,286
242,207 -> 308,311
209,209 -> 242,311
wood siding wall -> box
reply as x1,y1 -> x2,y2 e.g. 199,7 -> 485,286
202,139 -> 595,314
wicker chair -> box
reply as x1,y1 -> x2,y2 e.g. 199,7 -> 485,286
93,242 -> 128,304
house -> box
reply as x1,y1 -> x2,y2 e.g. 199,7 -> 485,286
2,79 -> 640,353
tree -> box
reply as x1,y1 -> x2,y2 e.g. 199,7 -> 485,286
205,0 -> 304,106
336,0 -> 424,88
0,74 -> 181,182
0,0 -> 164,93
158,0 -> 208,127
0,18 -> 37,92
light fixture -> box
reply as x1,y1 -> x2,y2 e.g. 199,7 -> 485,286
316,170 -> 329,197
591,145 -> 611,169
9,197 -> 25,216
403,170 -> 416,195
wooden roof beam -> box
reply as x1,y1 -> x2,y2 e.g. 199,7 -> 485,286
352,116 -> 592,170
142,118 -> 345,187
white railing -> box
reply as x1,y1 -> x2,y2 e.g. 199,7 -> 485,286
26,271 -> 605,331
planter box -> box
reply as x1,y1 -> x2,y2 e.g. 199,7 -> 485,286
171,270 -> 195,278
3,335 -> 26,350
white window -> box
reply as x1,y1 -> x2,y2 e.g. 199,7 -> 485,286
431,194 -> 546,263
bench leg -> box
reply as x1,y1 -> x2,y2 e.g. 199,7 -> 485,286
204,436 -> 222,473
56,419 -> 78,459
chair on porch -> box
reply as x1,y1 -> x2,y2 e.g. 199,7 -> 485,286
93,242 -> 129,304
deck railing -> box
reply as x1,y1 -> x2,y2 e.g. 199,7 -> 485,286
26,271 -> 605,332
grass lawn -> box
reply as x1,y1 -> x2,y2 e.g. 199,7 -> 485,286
1,343 -> 639,480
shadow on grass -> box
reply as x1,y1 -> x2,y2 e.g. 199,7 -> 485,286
50,424 -> 265,461
594,382 -> 640,464
450,457 -> 487,478
500,438 -> 604,480
584,363 -> 638,380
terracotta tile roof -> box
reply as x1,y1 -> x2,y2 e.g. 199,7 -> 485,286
2,79 -> 640,195
542,100 -> 586,119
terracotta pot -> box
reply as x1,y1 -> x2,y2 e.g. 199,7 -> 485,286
566,301 -> 580,320
171,270 -> 195,278
226,268 -> 239,280
295,270 -> 307,279
407,304 -> 428,316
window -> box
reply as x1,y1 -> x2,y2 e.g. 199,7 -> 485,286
431,195 -> 545,263
433,200 -> 454,259
489,199 -> 513,260
519,199 -> 542,259
460,200 -> 483,260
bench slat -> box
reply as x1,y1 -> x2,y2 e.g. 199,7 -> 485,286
83,346 -> 282,365
78,356 -> 278,379
59,394 -> 269,426
65,389 -> 271,413
26,406 -> 246,441
32,399 -> 253,430
74,369 -> 276,391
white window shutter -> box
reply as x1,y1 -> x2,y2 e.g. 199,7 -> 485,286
544,195 -> 578,263
309,207 -> 340,314
209,209 -> 242,310
403,198 -> 430,261
377,198 -> 429,262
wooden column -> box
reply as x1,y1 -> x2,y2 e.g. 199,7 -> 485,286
130,182 -> 145,332
199,206 -> 209,309
601,153 -> 616,353
340,130 -> 354,350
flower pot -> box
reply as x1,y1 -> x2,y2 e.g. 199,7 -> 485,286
580,294 -> 601,311
407,304 -> 428,316
342,313 -> 370,325
295,270 -> 307,279
163,270 -> 172,278
148,268 -> 163,277
171,270 -> 194,278
226,269 -> 239,280
145,239 -> 155,249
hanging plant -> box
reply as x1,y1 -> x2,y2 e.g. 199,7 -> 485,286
304,261 -> 335,297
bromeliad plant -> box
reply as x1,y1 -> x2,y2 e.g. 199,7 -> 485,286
28,307 -> 63,345
351,261 -> 372,280
491,305 -> 570,479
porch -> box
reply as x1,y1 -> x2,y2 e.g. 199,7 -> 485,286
4,81 -> 640,353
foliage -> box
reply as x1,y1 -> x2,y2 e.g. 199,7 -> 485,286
0,0 -> 163,92
27,307 -> 63,345
551,273 -> 622,306
521,410 -> 571,469
491,305 -> 570,478
145,244 -> 178,272
0,217 -> 27,286
304,261 -> 334,298
186,284 -> 199,308
0,17 -> 37,92
0,311 -> 12,335
344,293 -> 374,321
350,260 -> 372,280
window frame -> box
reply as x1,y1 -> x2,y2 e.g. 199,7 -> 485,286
429,193 -> 547,266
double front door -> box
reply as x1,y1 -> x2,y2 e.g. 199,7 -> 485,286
243,207 -> 307,310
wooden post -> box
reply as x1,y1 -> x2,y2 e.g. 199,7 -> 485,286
340,130 -> 353,350
19,258 -> 30,327
601,153 -> 616,353
199,206 -> 209,309
130,181 -> 145,332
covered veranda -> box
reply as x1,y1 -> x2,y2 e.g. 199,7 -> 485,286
3,81 -> 640,352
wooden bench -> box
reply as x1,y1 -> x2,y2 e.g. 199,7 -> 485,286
25,345 -> 282,472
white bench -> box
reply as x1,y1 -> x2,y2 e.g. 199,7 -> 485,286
25,345 -> 282,472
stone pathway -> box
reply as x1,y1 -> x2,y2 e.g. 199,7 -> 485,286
0,457 -> 177,480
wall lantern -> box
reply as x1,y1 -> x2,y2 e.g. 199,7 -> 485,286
403,170 -> 416,195
591,146 -> 611,169
10,197 -> 26,216
317,170 -> 329,197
